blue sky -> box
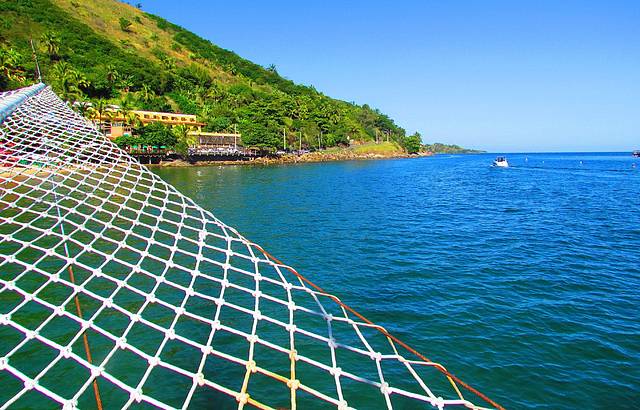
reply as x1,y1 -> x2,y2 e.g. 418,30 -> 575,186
140,1 -> 639,152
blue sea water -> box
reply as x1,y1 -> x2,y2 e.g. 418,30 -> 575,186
153,152 -> 640,409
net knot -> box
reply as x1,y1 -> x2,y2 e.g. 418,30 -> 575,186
116,337 -> 127,349
432,396 -> 445,409
380,382 -> 390,395
91,366 -> 103,378
24,379 -> 38,390
195,372 -> 205,386
337,400 -> 349,410
131,388 -> 143,403
287,379 -> 300,390
0,314 -> 10,325
62,400 -> 78,410
328,338 -> 337,349
245,360 -> 257,373
236,392 -> 249,405
0,357 -> 8,370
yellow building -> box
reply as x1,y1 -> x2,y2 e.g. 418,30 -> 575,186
94,108 -> 205,139
91,107 -> 243,152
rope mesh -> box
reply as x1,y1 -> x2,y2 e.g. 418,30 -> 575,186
0,84 -> 491,409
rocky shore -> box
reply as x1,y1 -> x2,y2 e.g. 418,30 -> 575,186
154,148 -> 432,167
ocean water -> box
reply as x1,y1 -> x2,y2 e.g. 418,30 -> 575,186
153,152 -> 640,409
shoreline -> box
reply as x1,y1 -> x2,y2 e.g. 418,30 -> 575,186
149,150 -> 434,168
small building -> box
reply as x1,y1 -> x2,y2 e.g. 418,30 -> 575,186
192,131 -> 243,152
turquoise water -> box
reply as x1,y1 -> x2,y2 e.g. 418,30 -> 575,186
153,152 -> 640,409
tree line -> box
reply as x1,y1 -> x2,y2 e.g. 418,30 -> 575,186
1,0 -> 429,153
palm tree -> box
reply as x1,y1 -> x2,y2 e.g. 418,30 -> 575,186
90,99 -> 109,134
49,62 -> 89,101
41,32 -> 61,60
117,98 -> 134,123
73,99 -> 92,119
71,70 -> 89,94
118,74 -> 134,94
139,83 -> 155,103
0,47 -> 25,83
49,61 -> 74,100
105,64 -> 119,87
125,112 -> 141,128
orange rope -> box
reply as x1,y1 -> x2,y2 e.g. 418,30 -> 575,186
67,265 -> 104,410
253,244 -> 505,410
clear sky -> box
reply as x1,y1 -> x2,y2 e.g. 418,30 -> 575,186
140,0 -> 639,152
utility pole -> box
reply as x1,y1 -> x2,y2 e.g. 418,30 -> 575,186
234,124 -> 238,151
299,131 -> 302,151
30,38 -> 42,82
283,126 -> 286,150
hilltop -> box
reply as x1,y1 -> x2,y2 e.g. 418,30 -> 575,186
0,0 -> 476,154
0,0 -> 411,150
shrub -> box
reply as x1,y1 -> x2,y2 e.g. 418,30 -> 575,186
119,17 -> 132,32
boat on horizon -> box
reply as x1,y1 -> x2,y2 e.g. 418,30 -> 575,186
492,156 -> 509,167
633,150 -> 640,157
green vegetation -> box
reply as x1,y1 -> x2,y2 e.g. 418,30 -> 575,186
118,17 -> 132,32
349,141 -> 404,155
113,122 -> 176,149
0,0 -> 476,154
423,142 -> 484,154
403,132 -> 423,154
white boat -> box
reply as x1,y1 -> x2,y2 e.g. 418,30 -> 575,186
492,156 -> 509,167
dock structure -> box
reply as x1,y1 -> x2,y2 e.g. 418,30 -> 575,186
191,131 -> 242,153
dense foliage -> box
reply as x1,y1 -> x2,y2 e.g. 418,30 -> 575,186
423,142 -> 484,154
0,0 -> 417,151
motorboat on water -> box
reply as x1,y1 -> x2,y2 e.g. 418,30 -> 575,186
492,156 -> 509,167
633,150 -> 640,158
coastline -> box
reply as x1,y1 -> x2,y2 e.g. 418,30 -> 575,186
150,149 -> 434,168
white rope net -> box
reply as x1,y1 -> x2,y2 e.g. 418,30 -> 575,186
0,84 -> 494,410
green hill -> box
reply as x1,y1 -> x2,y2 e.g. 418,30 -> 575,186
0,0 -> 410,151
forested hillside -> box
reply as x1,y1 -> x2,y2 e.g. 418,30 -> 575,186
0,0 -> 413,151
